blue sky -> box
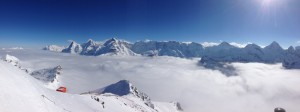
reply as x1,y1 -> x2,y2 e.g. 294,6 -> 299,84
0,0 -> 300,48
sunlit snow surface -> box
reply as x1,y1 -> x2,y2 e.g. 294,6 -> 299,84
1,49 -> 300,112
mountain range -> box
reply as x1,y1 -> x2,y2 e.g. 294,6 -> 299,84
44,38 -> 300,69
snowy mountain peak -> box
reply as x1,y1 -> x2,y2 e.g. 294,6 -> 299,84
104,38 -> 118,46
265,41 -> 283,50
86,39 -> 96,45
70,41 -> 76,45
84,80 -> 154,108
245,44 -> 261,49
270,41 -> 280,46
87,80 -> 140,96
30,65 -> 62,89
55,38 -> 137,56
62,41 -> 83,54
97,38 -> 136,56
218,42 -> 235,49
2,54 -> 19,62
287,46 -> 295,52
101,80 -> 132,96
1,54 -> 20,66
219,42 -> 230,46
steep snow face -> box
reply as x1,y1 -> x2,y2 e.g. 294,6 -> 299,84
43,45 -> 66,52
1,54 -> 20,66
96,38 -> 136,56
62,41 -> 83,54
0,60 -> 51,112
84,80 -> 154,109
80,39 -> 99,55
30,65 -> 62,89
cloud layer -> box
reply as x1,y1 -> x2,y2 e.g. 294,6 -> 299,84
1,49 -> 300,112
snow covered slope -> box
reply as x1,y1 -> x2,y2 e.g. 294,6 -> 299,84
1,49 -> 300,112
82,80 -> 183,112
0,60 -> 181,112
83,80 -> 155,108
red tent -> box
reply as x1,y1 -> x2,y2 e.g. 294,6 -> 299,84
56,87 -> 67,93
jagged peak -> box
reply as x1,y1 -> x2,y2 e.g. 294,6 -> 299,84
270,41 -> 280,45
69,41 -> 80,46
2,54 -> 19,62
287,46 -> 295,52
171,102 -> 184,111
70,40 -> 77,44
30,65 -> 62,84
265,41 -> 282,50
217,42 -> 236,49
108,37 -> 118,42
83,80 -> 154,108
101,80 -> 132,96
83,39 -> 96,46
87,38 -> 93,42
83,79 -> 148,97
219,42 -> 231,46
54,65 -> 62,71
104,38 -> 119,46
87,39 -> 95,43
245,43 -> 262,49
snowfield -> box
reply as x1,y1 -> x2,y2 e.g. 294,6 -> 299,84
0,55 -> 181,112
0,49 -> 300,112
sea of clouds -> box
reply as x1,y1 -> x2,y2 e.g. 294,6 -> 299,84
0,49 -> 300,112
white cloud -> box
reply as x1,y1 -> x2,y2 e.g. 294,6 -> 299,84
1,49 -> 300,112
297,41 -> 300,44
229,42 -> 252,48
201,42 -> 219,47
